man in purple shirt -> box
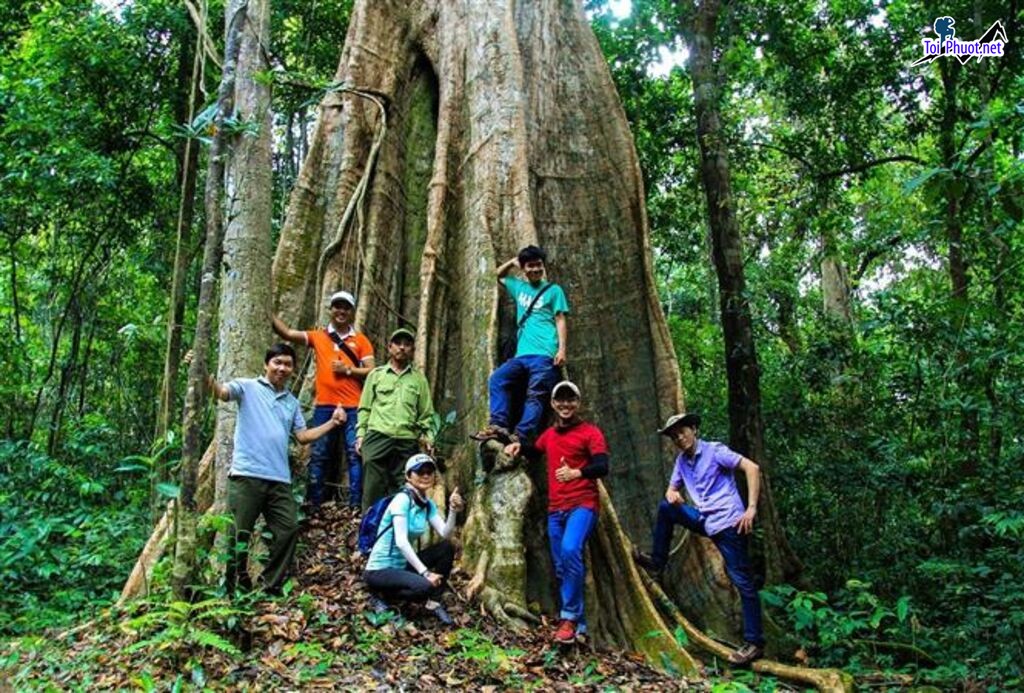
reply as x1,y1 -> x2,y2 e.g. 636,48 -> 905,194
634,412 -> 765,666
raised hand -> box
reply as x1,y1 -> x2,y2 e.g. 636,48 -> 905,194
449,486 -> 465,512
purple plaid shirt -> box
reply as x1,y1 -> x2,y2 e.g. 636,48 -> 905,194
669,440 -> 745,536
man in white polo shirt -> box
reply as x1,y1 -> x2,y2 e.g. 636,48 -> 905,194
208,343 -> 345,594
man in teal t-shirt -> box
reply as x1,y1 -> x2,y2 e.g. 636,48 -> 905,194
472,245 -> 569,446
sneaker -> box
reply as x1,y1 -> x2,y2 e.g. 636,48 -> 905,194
430,603 -> 454,626
368,595 -> 391,614
728,642 -> 764,666
470,424 -> 512,444
553,619 -> 577,643
631,549 -> 664,576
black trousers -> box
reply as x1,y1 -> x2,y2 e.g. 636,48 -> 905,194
363,540 -> 455,602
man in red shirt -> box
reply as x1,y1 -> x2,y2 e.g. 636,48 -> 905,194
272,290 -> 375,510
506,380 -> 609,643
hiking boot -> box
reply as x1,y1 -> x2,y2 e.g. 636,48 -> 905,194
368,595 -> 391,614
429,603 -> 454,626
553,619 -> 577,643
728,642 -> 764,666
470,424 -> 512,444
632,549 -> 664,577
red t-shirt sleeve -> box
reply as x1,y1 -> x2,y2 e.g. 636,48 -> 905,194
534,428 -> 550,453
587,425 -> 608,456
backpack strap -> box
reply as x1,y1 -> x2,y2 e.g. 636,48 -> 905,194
326,329 -> 362,369
370,488 -> 414,551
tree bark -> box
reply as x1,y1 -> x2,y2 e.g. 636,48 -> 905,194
171,2 -> 246,600
46,300 -> 82,456
213,0 -> 275,514
937,59 -> 979,464
688,0 -> 801,593
821,247 -> 853,326
938,60 -> 968,301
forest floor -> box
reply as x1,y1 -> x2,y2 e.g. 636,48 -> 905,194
0,504 -> 791,691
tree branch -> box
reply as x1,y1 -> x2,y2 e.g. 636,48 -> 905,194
818,155 -> 926,179
852,236 -> 902,282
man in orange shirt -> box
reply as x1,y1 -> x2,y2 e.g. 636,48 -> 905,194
272,290 -> 375,510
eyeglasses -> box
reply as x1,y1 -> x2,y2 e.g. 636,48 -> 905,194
411,466 -> 436,476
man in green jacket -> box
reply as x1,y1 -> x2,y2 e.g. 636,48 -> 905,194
356,328 -> 437,511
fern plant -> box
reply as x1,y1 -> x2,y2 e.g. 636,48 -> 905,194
121,597 -> 247,661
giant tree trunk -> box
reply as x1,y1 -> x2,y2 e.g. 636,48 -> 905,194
270,0 -> 767,670
688,0 -> 802,596
272,0 -> 689,667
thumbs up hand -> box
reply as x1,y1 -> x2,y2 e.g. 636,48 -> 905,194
555,457 -> 581,483
449,486 -> 465,512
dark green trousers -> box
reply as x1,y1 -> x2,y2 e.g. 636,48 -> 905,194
226,475 -> 299,594
360,430 -> 420,512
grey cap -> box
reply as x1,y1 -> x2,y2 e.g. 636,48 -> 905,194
658,412 -> 701,436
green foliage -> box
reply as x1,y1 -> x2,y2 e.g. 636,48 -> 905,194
446,628 -> 527,682
0,1 -> 1020,690
594,0 -> 1024,687
0,438 -> 149,635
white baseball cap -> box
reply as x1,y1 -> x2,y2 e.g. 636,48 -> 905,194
404,453 -> 437,475
551,380 -> 581,400
328,290 -> 356,307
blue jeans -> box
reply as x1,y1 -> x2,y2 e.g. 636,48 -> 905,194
651,499 -> 764,646
488,354 -> 559,439
307,405 -> 362,508
548,507 -> 597,626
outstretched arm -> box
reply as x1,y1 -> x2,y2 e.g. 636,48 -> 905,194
270,313 -> 307,344
207,375 -> 230,402
294,406 -> 345,444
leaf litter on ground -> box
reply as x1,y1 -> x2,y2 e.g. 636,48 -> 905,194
1,502 -> 729,690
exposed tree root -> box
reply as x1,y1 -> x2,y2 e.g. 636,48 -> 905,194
639,569 -> 854,692
462,441 -> 534,629
476,585 -> 540,630
587,485 -> 700,675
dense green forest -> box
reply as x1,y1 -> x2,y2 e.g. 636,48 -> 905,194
1,0 -> 1021,689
